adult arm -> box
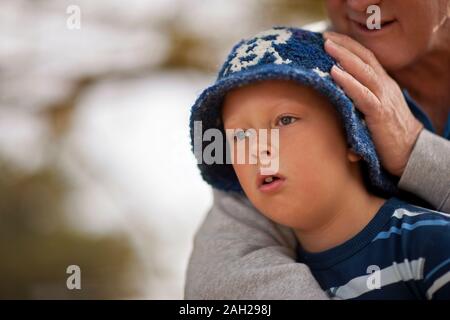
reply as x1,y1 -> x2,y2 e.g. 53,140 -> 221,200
399,129 -> 450,213
184,189 -> 329,299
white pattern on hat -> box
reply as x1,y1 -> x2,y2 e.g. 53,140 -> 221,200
312,67 -> 329,78
227,28 -> 292,74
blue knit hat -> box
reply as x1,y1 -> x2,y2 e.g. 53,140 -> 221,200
189,27 -> 398,195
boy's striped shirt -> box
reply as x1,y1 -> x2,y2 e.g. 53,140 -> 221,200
296,197 -> 450,299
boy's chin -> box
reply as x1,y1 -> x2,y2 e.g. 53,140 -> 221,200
257,204 -> 316,231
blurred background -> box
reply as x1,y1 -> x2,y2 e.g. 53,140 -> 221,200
0,0 -> 325,299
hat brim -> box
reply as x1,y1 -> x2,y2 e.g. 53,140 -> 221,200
190,63 -> 397,195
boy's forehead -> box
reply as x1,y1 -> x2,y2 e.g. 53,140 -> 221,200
225,79 -> 301,97
223,79 -> 327,107
221,80 -> 336,120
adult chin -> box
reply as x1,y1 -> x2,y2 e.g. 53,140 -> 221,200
356,36 -> 421,72
346,21 -> 419,71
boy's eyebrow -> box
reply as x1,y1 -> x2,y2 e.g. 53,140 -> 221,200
223,98 -> 306,127
222,115 -> 249,129
270,99 -> 306,112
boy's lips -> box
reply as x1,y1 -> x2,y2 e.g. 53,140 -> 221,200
257,173 -> 286,193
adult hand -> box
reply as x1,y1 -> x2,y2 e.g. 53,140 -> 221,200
323,31 -> 424,177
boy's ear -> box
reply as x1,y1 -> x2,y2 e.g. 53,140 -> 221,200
347,148 -> 362,162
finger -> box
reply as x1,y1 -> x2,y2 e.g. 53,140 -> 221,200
323,31 -> 383,73
324,39 -> 381,96
330,65 -> 381,118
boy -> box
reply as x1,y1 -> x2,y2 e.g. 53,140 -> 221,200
189,27 -> 450,299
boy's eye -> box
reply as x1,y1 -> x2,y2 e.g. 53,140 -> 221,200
233,129 -> 248,141
276,115 -> 298,126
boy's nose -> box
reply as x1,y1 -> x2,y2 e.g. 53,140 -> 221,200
346,0 -> 381,13
249,134 -> 279,165
249,141 -> 269,162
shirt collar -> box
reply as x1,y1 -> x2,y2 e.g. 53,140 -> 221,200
403,90 -> 450,139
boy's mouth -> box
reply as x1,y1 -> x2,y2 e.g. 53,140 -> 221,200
257,173 -> 286,193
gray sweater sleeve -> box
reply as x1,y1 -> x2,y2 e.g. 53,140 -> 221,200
184,189 -> 329,300
398,129 -> 450,213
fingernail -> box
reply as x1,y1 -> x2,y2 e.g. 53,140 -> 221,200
323,31 -> 337,39
331,65 -> 343,73
325,39 -> 337,48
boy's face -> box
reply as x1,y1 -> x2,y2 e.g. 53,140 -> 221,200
222,80 -> 362,231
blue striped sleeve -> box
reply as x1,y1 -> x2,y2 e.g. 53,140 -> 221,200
416,220 -> 450,299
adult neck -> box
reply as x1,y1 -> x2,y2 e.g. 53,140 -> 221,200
390,30 -> 450,135
294,186 -> 386,254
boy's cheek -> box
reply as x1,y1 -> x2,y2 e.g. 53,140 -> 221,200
232,164 -> 256,191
